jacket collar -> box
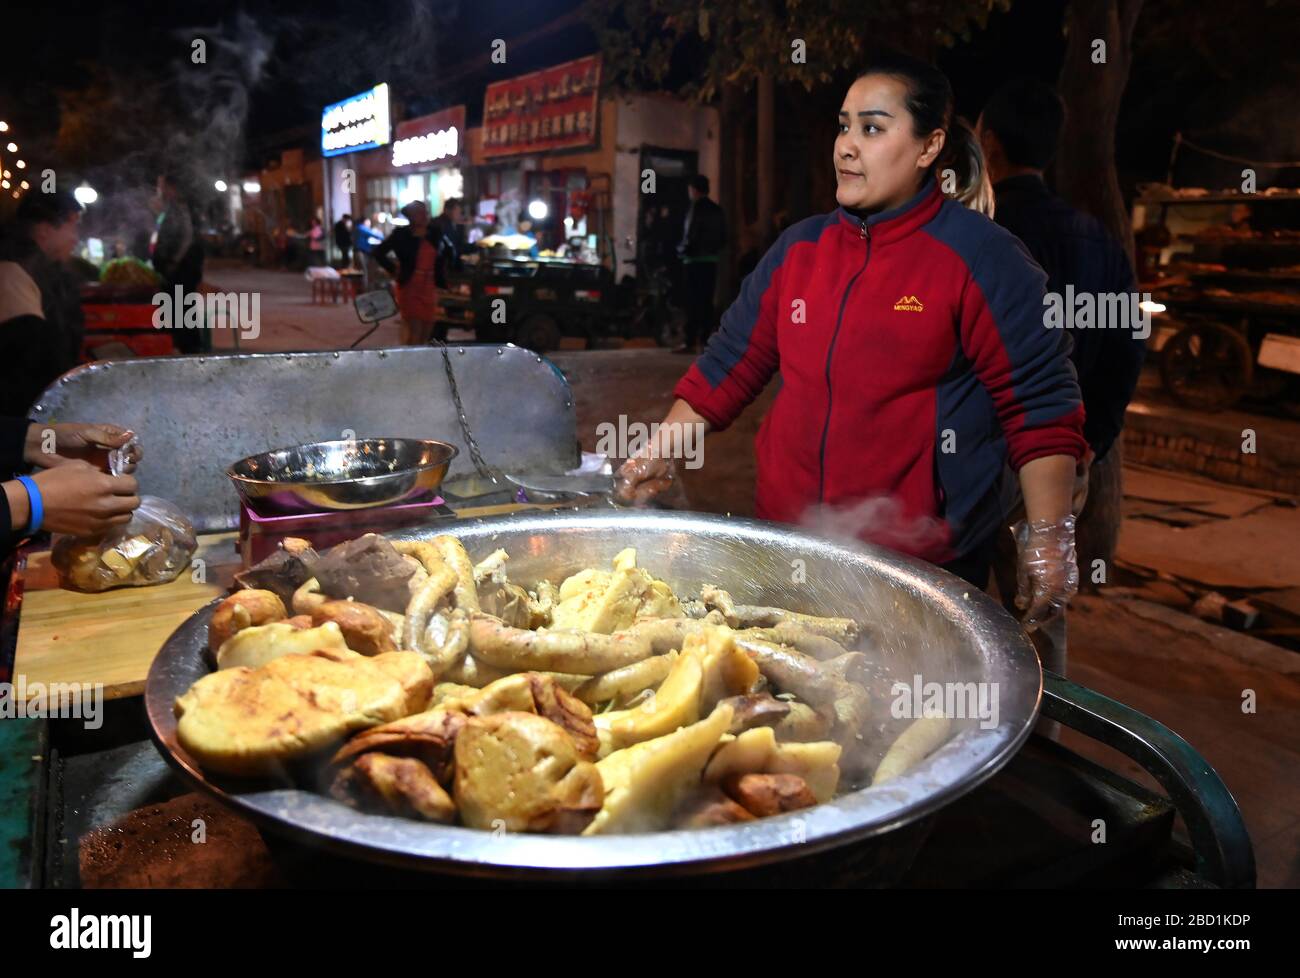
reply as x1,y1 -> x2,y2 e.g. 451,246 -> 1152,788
836,178 -> 943,244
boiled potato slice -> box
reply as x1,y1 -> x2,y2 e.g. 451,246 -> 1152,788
703,726 -> 842,803
584,702 -> 734,835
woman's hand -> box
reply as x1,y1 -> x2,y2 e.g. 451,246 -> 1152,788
24,423 -> 140,472
1014,454 -> 1080,630
32,462 -> 141,536
613,455 -> 680,506
611,399 -> 710,508
1012,515 -> 1079,631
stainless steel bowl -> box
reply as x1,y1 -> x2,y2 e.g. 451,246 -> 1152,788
226,438 -> 458,515
146,509 -> 1041,878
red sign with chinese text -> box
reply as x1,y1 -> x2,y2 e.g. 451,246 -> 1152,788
481,55 -> 601,159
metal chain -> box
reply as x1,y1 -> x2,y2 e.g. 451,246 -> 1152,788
434,339 -> 499,482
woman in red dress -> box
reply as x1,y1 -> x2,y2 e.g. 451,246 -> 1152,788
374,201 -> 443,345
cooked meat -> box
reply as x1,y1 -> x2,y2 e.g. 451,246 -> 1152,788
312,599 -> 398,656
308,533 -> 415,611
233,544 -> 319,604
331,753 -> 456,823
524,673 -> 600,760
478,581 -> 533,629
720,772 -> 818,817
209,589 -> 288,652
453,712 -> 603,833
437,672 -> 599,761
330,707 -> 468,785
673,786 -> 757,828
174,649 -> 432,776
718,692 -> 791,734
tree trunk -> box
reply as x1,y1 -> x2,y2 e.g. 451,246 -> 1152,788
719,79 -> 745,300
756,73 -> 775,251
1055,0 -> 1145,264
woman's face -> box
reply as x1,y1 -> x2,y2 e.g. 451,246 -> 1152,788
834,74 -> 945,213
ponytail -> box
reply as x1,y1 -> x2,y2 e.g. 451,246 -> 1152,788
939,118 -> 996,218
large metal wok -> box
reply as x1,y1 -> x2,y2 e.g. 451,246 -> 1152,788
144,509 -> 1251,883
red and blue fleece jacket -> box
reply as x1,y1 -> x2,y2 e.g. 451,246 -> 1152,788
674,179 -> 1086,564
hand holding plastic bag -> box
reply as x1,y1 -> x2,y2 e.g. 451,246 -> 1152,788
1012,514 -> 1078,631
52,495 -> 196,593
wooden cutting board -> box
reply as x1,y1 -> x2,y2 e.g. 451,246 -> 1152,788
13,533 -> 242,701
12,501 -> 571,702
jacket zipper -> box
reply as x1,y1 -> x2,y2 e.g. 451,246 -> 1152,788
818,218 -> 872,502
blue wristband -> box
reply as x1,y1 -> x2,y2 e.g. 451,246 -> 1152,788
15,475 -> 42,535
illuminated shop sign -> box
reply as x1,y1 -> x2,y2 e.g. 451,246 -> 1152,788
482,55 -> 600,159
321,83 -> 391,157
392,105 -> 465,168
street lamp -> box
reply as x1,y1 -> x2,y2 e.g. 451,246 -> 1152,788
527,199 -> 549,220
242,180 -> 261,194
73,184 -> 98,205
214,179 -> 228,192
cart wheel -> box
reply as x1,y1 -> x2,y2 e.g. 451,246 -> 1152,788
1160,321 -> 1253,411
517,314 -> 562,353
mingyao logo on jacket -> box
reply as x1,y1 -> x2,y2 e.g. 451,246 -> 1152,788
893,294 -> 924,312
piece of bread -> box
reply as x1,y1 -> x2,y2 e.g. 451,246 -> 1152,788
214,621 -> 350,671
454,712 -> 603,833
174,649 -> 432,776
209,590 -> 288,652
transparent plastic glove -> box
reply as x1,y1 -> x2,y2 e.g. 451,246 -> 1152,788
1012,514 -> 1078,631
612,455 -> 686,508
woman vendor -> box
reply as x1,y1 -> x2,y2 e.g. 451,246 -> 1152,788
615,52 -> 1085,630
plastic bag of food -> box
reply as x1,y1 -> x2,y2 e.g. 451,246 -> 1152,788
52,496 -> 197,593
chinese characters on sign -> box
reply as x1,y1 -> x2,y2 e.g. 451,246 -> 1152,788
481,55 -> 601,159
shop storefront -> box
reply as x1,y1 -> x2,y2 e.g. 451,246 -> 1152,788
360,105 -> 467,233
319,82 -> 392,262
464,54 -> 720,276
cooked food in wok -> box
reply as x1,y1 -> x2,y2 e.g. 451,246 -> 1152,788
174,532 -> 951,834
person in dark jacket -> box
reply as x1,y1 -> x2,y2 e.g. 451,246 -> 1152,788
151,173 -> 207,354
435,199 -> 467,274
2,418 -> 141,558
675,175 -> 727,353
978,77 -> 1146,681
333,214 -> 353,266
0,192 -> 86,418
618,53 -> 1086,630
978,78 -> 1145,466
373,201 -> 446,344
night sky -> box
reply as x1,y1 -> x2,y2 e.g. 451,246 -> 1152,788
1,0 -> 1295,206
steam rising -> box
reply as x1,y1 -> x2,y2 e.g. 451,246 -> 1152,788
798,495 -> 949,557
